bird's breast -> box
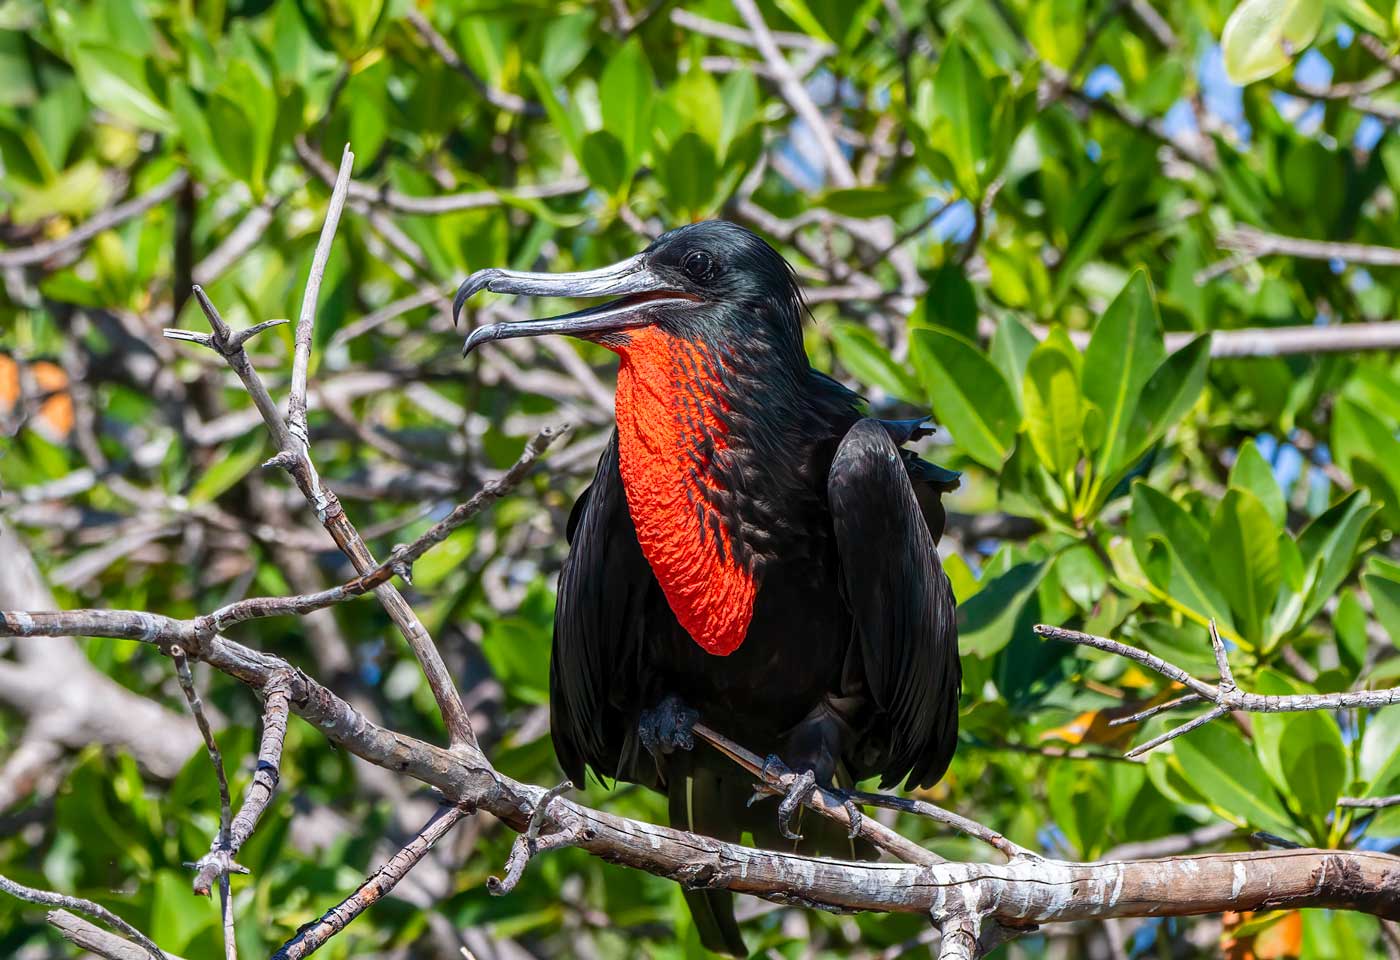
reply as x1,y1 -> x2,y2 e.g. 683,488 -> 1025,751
609,328 -> 756,656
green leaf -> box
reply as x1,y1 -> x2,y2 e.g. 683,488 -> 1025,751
1082,269 -> 1164,492
1122,335 -> 1211,466
1023,338 -> 1084,482
1366,556 -> 1400,647
69,43 -> 174,133
1172,720 -> 1299,840
1333,0 -> 1391,37
1297,489 -> 1377,625
537,11 -> 594,83
526,64 -> 582,160
910,328 -> 1020,469
1333,398 -> 1400,528
187,439 -> 265,505
989,314 -> 1038,402
1129,483 -> 1235,633
580,130 -> 628,194
926,40 -> 991,194
599,37 -> 654,166
661,131 -> 717,214
1251,672 -> 1344,820
912,263 -> 978,341
829,322 -> 922,404
820,185 -> 921,218
718,71 -> 759,162
1221,0 -> 1324,85
1360,707 -> 1400,798
957,561 -> 1045,658
1335,589 -> 1369,676
668,68 -> 723,151
151,869 -> 219,951
1210,489 -> 1281,648
1229,439 -> 1285,527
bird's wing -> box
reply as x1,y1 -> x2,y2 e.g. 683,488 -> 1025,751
827,418 -> 961,790
550,431 -> 651,786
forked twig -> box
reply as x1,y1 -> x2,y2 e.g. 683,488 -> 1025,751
488,781 -> 580,895
1039,620 -> 1400,757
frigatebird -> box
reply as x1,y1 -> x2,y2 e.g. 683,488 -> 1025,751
456,221 -> 961,955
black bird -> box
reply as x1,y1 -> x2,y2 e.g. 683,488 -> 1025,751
456,221 -> 961,956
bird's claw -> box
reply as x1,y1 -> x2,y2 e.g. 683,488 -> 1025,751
776,769 -> 817,840
748,754 -> 862,840
842,796 -> 863,839
638,695 -> 699,761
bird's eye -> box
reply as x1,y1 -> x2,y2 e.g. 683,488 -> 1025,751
682,251 -> 716,281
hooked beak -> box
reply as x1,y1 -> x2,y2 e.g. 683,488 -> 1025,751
453,254 -> 700,356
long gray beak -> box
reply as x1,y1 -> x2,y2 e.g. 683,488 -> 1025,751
453,255 -> 696,356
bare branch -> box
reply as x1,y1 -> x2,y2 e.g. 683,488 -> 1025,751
192,672 -> 293,895
846,789 -> 1034,862
671,8 -> 833,53
692,721 -> 944,866
1341,796 -> 1400,810
47,911 -> 188,960
404,10 -> 541,116
164,155 -> 482,757
1210,225 -> 1400,274
271,802 -> 471,960
288,144 -> 355,451
731,0 -> 854,188
295,136 -> 587,215
488,781 -> 579,895
1038,622 -> 1400,756
171,645 -> 241,960
0,873 -> 166,960
6,612 -> 1400,929
0,172 -> 190,269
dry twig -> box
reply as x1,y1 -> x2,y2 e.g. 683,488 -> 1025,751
1038,621 -> 1400,757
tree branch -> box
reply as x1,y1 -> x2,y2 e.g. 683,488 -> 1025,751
294,136 -> 587,215
270,802 -> 470,960
0,172 -> 190,269
164,149 -> 480,757
403,10 -> 541,117
0,873 -> 166,960
1037,621 -> 1400,756
731,0 -> 855,188
191,671 -> 292,895
169,646 -> 239,960
46,911 -> 187,960
5,613 -> 1400,932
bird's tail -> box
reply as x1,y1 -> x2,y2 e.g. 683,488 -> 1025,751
667,757 -> 748,957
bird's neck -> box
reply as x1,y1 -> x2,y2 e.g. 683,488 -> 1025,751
608,327 -> 757,656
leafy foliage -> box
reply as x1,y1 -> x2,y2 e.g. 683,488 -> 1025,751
2,0 -> 1400,957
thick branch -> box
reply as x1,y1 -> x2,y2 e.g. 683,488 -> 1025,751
4,614 -> 1400,928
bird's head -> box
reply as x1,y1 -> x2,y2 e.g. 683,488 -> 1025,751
454,221 -> 806,362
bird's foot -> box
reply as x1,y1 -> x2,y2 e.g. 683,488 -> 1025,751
637,695 -> 699,761
747,755 -> 863,841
